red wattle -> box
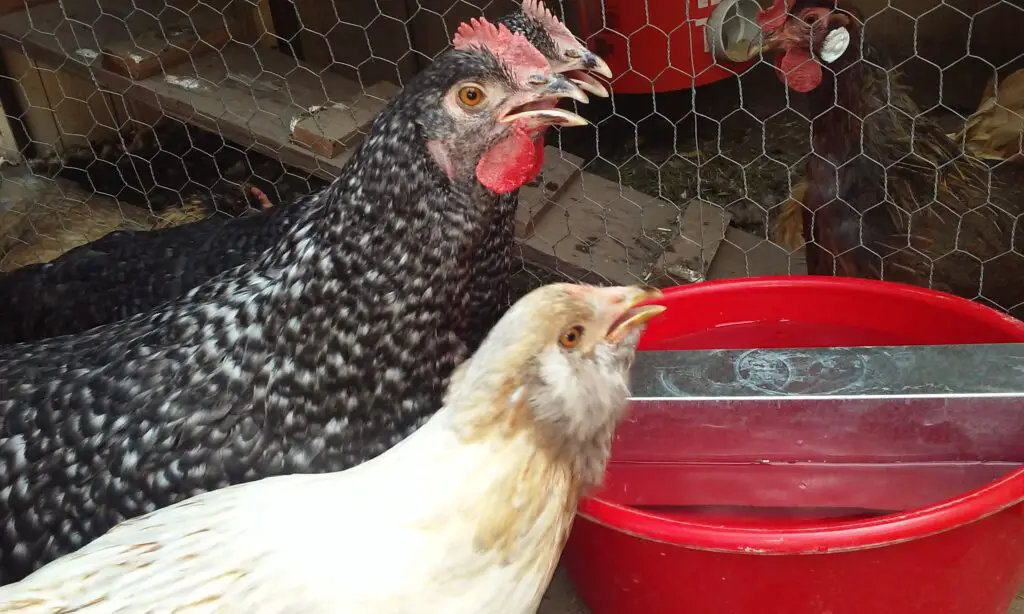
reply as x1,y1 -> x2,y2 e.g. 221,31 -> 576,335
777,48 -> 823,93
476,129 -> 546,194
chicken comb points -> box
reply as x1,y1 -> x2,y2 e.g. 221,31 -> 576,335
522,0 -> 575,42
453,17 -> 550,78
758,0 -> 794,31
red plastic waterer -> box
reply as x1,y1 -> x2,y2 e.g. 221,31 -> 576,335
563,277 -> 1024,614
571,0 -> 757,93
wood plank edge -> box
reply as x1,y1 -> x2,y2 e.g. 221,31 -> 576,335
0,32 -> 635,285
101,22 -> 235,80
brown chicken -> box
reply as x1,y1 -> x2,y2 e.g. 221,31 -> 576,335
752,0 -> 1024,317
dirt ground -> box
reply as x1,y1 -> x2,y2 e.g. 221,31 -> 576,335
556,64 -> 808,239
539,569 -> 589,614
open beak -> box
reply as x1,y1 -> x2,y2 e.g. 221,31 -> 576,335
500,74 -> 590,127
574,50 -> 613,98
581,50 -> 613,79
561,49 -> 613,98
605,287 -> 667,345
743,29 -> 789,60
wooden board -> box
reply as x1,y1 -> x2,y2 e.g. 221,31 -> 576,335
523,170 -> 681,286
515,148 -> 583,240
151,43 -> 397,172
248,0 -> 278,49
1,49 -> 122,156
0,3 -> 397,180
290,103 -> 378,158
0,49 -> 58,157
101,5 -> 236,80
651,199 -> 732,285
0,0 -> 236,81
707,226 -> 808,280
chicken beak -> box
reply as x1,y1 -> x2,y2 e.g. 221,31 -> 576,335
539,74 -> 590,105
559,49 -> 613,98
744,31 -> 764,59
581,50 -> 613,79
744,30 -> 783,59
605,288 -> 667,345
569,72 -> 610,99
500,75 -> 590,127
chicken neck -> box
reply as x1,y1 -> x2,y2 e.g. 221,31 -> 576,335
222,97 -> 499,452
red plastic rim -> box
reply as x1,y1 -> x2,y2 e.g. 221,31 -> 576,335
582,276 -> 1024,555
640,276 -> 1024,351
579,467 -> 1024,554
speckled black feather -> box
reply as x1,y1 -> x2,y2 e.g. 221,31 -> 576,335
496,10 -> 558,60
456,8 -> 559,351
0,207 -> 294,345
0,47 -> 517,584
0,10 -> 559,351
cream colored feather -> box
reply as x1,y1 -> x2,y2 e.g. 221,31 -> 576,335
954,69 -> 1024,163
0,283 -> 664,614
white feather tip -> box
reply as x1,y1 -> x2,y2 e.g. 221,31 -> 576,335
820,27 -> 850,64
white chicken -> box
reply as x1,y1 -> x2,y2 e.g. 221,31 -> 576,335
0,283 -> 665,614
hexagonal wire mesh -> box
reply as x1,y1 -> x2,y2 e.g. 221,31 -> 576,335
0,0 -> 1019,312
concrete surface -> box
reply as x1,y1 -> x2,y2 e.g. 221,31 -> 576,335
538,568 -> 588,614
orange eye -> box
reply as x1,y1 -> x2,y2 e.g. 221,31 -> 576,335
458,86 -> 485,107
558,325 -> 585,350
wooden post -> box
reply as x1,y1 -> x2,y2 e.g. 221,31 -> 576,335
1,49 -> 121,156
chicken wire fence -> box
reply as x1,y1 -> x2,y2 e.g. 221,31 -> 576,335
0,0 -> 1021,308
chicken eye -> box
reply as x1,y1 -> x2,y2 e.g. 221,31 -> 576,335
458,86 -> 486,107
558,325 -> 585,350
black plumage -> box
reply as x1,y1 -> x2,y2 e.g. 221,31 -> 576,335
0,40 -> 569,583
0,209 -> 290,344
455,4 -> 608,350
37,119 -> 291,219
0,5 -> 584,349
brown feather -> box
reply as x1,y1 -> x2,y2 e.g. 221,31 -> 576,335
772,180 -> 809,250
783,2 -> 1024,314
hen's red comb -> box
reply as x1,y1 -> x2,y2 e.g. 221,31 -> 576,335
522,0 -> 575,42
453,17 -> 550,77
757,0 -> 795,31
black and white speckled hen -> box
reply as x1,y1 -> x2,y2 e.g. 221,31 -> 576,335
459,0 -> 612,351
0,0 -> 610,348
0,19 -> 590,584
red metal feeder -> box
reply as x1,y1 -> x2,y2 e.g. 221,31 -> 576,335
564,277 -> 1024,614
573,0 -> 760,93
